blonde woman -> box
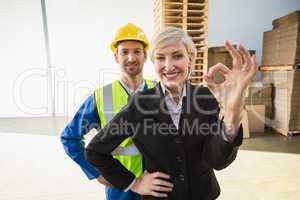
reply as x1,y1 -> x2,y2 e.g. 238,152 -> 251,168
85,27 -> 257,200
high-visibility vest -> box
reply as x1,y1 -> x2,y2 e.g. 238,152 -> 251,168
95,80 -> 155,178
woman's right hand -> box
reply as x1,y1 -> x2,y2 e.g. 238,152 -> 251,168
131,171 -> 174,198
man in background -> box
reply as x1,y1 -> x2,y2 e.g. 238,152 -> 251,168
61,23 -> 155,200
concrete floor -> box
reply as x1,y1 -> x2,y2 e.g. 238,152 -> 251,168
241,130 -> 300,154
0,117 -> 300,200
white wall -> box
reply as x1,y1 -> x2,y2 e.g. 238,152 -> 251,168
45,0 -> 155,116
0,0 -> 155,117
0,0 -> 299,117
0,0 -> 48,117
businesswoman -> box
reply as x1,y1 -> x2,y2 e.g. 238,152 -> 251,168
85,27 -> 257,200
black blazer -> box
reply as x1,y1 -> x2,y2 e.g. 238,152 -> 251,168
85,83 -> 243,200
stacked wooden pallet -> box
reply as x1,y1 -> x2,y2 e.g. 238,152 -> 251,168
154,0 -> 208,84
260,10 -> 300,137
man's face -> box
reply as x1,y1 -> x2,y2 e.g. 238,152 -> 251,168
115,41 -> 147,78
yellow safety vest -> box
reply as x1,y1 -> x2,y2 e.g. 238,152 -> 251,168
95,80 -> 155,178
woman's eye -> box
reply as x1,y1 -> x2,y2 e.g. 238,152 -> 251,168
156,56 -> 165,61
173,54 -> 183,59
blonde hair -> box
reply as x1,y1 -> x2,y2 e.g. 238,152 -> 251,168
150,27 -> 196,64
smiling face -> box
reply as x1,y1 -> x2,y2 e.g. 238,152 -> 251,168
153,41 -> 191,92
115,41 -> 147,78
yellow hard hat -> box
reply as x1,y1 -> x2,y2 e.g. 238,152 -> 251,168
111,23 -> 150,52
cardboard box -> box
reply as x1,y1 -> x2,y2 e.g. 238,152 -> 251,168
246,105 -> 266,133
261,70 -> 300,135
272,10 -> 300,29
262,22 -> 300,66
242,110 -> 250,138
245,82 -> 273,120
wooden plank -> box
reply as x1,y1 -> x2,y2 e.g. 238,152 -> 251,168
163,2 -> 183,6
188,0 -> 206,3
164,8 -> 184,12
188,2 -> 206,7
164,23 -> 183,28
163,15 -> 182,19
273,127 -> 300,137
164,22 -> 183,26
187,18 -> 205,24
192,37 -> 206,42
194,64 -> 205,67
163,2 -> 183,7
186,9 -> 206,13
183,0 -> 188,30
164,3 -> 183,10
192,69 -> 204,72
164,19 -> 183,24
259,64 -> 300,71
187,29 -> 205,33
187,22 -> 206,26
186,9 -> 208,13
195,57 -> 207,60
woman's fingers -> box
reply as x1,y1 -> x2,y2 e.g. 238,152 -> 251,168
239,45 -> 252,71
150,172 -> 173,196
150,174 -> 173,197
225,41 -> 243,68
150,191 -> 168,198
152,185 -> 173,192
153,179 -> 174,188
207,62 -> 231,77
249,54 -> 257,77
152,171 -> 171,179
131,171 -> 174,197
203,74 -> 217,91
205,63 -> 231,90
224,41 -> 257,80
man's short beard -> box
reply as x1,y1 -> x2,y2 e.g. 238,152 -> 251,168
123,65 -> 143,77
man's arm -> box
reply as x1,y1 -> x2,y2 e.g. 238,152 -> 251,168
60,94 -> 101,180
85,98 -> 138,190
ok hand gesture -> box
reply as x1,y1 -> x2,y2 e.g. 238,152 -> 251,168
204,41 -> 257,141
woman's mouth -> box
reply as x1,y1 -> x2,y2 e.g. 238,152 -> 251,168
163,72 -> 180,80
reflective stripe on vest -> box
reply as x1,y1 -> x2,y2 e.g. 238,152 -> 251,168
111,145 -> 141,156
95,80 -> 155,178
102,83 -> 115,123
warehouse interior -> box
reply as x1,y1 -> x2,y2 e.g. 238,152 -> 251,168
1,0 -> 300,199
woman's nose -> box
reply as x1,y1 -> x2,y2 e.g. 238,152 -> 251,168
165,57 -> 174,71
